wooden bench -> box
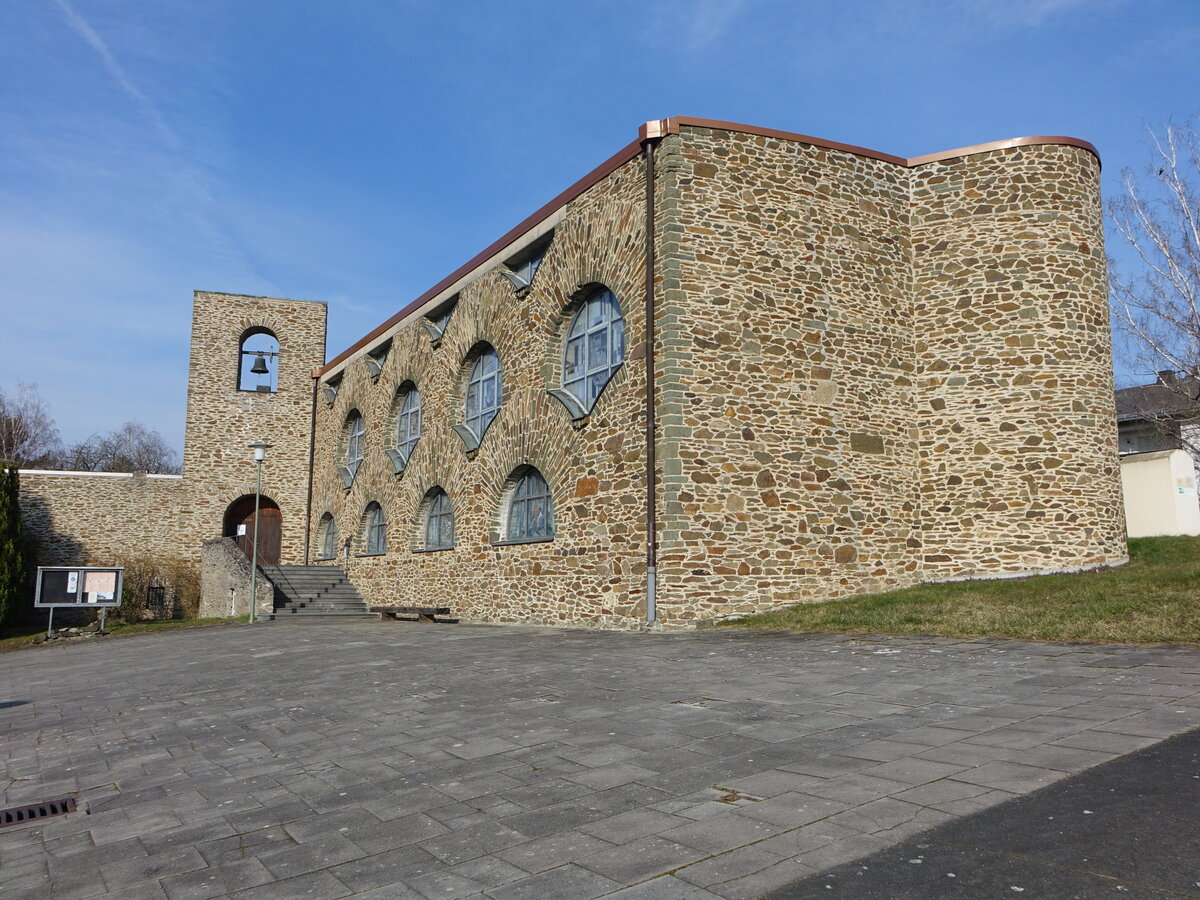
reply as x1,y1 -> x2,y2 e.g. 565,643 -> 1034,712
371,606 -> 451,624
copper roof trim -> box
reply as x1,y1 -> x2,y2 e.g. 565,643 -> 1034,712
905,135 -> 1100,167
317,118 -> 1098,378
316,137 -> 645,377
662,116 -> 1099,167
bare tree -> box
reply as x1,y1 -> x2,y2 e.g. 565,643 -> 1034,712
66,422 -> 180,475
0,382 -> 63,468
1108,118 -> 1200,458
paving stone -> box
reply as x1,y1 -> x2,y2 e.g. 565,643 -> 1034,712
100,847 -> 207,892
950,762 -> 1069,793
659,811 -> 791,852
419,821 -> 529,865
673,845 -> 787,888
228,869 -> 352,898
159,866 -> 227,900
254,832 -> 364,879
707,858 -> 820,899
578,808 -> 693,843
4,624 -> 1200,899
483,863 -> 622,900
606,876 -> 722,897
442,855 -> 529,888
403,867 -> 488,898
327,844 -> 443,893
344,813 -> 451,854
493,829 -> 614,873
855,757 -> 968,785
564,762 -> 659,791
577,835 -> 708,883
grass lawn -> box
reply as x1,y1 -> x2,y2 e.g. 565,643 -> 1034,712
0,615 -> 249,654
720,536 -> 1200,645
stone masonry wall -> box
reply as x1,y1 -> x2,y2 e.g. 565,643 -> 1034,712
20,122 -> 1123,629
911,145 -> 1127,575
200,537 -> 273,618
309,156 -> 652,627
310,124 -> 1125,629
19,292 -> 327,580
178,292 -> 326,564
654,127 -> 922,624
19,471 -> 186,566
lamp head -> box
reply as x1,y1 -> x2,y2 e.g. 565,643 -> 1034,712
248,441 -> 273,462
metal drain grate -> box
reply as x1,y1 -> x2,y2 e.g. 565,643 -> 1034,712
0,798 -> 77,828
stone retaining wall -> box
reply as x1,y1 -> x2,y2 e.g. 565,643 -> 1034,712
19,470 -> 186,565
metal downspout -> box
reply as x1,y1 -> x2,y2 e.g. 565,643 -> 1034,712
642,130 -> 660,624
303,375 -> 318,565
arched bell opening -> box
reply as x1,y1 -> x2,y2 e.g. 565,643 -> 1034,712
238,328 -> 279,393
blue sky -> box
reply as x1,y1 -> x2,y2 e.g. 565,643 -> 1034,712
2,0 -> 1198,453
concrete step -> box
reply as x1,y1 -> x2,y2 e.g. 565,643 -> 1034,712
259,564 -> 370,618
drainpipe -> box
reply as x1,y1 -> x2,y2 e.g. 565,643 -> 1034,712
641,122 -> 664,625
303,375 -> 318,565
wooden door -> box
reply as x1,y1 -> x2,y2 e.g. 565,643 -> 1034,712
224,495 -> 282,565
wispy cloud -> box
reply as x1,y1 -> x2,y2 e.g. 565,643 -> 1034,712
643,0 -> 755,53
977,0 -> 1123,28
53,0 -> 182,149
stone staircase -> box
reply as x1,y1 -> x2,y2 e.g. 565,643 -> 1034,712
259,564 -> 374,619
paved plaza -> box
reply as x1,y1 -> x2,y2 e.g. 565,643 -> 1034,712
2,621 -> 1199,899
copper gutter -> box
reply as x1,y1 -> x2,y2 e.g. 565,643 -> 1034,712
316,119 -> 1099,379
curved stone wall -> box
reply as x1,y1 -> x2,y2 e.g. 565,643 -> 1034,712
911,143 -> 1126,577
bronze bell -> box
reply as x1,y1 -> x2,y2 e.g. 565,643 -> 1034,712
250,352 -> 269,375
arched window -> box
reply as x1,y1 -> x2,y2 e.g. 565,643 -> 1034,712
457,346 -> 501,449
386,385 -> 422,474
562,288 -> 625,413
397,388 -> 422,460
423,489 -> 455,551
364,502 -> 387,555
238,329 -> 279,393
504,468 -> 554,542
318,514 -> 338,559
339,411 -> 365,487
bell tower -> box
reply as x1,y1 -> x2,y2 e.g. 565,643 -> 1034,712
180,291 -> 327,564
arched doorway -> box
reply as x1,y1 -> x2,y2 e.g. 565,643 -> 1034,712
223,495 -> 282,565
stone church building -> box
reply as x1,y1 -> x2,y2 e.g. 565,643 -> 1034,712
19,117 -> 1128,629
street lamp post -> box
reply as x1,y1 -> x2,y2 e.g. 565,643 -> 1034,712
247,441 -> 273,624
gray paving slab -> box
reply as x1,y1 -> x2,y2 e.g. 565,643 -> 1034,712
2,622 -> 1199,898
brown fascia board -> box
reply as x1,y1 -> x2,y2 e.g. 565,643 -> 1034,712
316,118 -> 1099,379
315,137 -> 644,377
